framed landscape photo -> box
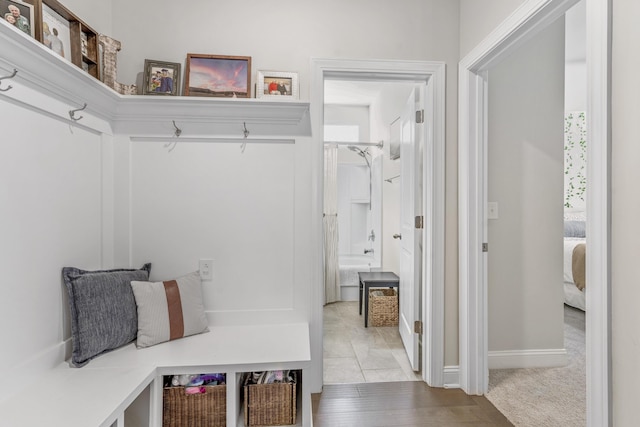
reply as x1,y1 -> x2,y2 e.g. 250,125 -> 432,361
142,59 -> 181,96
1,0 -> 35,38
185,54 -> 251,98
256,70 -> 299,100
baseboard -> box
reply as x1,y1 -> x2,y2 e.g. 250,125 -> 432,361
443,365 -> 460,388
488,348 -> 568,369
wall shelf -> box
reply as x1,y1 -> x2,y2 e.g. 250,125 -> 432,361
0,21 -> 311,137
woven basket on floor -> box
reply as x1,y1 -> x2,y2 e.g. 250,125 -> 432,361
368,288 -> 399,327
163,384 -> 226,427
244,371 -> 297,426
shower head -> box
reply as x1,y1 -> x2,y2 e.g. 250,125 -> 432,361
347,145 -> 370,157
347,145 -> 371,171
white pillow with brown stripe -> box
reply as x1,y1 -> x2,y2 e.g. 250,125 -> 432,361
130,271 -> 209,348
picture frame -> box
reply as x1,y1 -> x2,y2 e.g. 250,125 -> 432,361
41,2 -> 70,60
185,54 -> 251,98
142,59 -> 181,96
1,0 -> 35,38
256,70 -> 299,100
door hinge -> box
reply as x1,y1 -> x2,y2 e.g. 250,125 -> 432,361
482,243 -> 489,252
414,320 -> 423,334
416,109 -> 425,124
415,216 -> 424,229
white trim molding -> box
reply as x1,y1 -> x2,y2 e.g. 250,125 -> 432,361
488,349 -> 568,370
443,365 -> 460,389
311,58 -> 446,392
458,0 -> 611,425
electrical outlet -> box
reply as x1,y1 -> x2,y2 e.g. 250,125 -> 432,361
199,259 -> 213,281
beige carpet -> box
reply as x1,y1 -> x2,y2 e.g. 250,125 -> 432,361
486,305 -> 586,426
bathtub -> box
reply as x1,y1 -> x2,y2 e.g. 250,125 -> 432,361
338,255 -> 379,301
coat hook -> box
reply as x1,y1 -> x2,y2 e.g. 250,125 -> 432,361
172,120 -> 182,137
241,122 -> 249,153
0,68 -> 18,92
69,103 -> 87,121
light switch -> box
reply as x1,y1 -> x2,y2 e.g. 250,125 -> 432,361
488,202 -> 499,220
199,259 -> 213,281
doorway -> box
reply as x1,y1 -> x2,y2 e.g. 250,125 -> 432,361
322,79 -> 419,384
458,0 -> 611,424
310,58 -> 447,392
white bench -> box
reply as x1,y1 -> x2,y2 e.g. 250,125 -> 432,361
0,323 -> 311,427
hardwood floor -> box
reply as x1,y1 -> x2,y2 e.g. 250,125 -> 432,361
312,381 -> 514,427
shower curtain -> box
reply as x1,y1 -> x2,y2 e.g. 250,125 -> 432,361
324,144 -> 340,304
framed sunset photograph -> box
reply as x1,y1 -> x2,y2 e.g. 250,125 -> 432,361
185,54 -> 251,98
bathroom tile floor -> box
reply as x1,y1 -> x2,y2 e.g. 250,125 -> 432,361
323,301 -> 422,384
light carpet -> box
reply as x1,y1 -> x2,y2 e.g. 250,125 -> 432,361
486,305 -> 586,427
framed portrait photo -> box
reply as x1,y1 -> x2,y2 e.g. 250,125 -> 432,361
143,59 -> 181,96
41,3 -> 70,60
185,54 -> 251,98
256,70 -> 299,100
1,0 -> 35,38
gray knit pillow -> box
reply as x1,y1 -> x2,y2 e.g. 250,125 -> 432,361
62,264 -> 151,367
131,271 -> 209,348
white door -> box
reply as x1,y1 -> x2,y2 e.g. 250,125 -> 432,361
399,87 -> 423,371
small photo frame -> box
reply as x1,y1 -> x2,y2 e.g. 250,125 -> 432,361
185,54 -> 251,98
256,70 -> 299,100
42,3 -> 71,60
142,59 -> 181,96
1,0 -> 35,38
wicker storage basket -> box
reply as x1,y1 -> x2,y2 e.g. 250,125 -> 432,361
243,371 -> 297,426
368,288 -> 399,327
163,384 -> 226,427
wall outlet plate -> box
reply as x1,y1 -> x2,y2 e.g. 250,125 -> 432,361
199,259 -> 213,281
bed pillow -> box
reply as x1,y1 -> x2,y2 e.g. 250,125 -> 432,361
62,263 -> 152,367
130,271 -> 209,348
564,220 -> 586,238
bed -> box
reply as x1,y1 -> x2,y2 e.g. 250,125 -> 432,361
563,219 -> 586,311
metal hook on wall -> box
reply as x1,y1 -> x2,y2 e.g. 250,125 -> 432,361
164,120 -> 182,152
172,120 -> 182,137
69,103 -> 87,121
0,69 -> 18,92
241,122 -> 249,153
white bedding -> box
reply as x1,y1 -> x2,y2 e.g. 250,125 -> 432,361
563,237 -> 586,311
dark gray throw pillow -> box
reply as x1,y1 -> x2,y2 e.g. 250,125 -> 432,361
62,263 -> 151,367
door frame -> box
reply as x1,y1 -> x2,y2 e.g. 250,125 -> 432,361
458,0 -> 611,425
310,58 -> 446,391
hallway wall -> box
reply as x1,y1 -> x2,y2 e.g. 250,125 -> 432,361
487,18 -> 566,362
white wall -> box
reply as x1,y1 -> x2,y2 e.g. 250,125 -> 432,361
459,0 -> 526,58
565,0 -> 587,112
112,136 -> 311,326
107,0 -> 460,370
60,0 -> 113,36
612,0 -> 640,424
487,18 -> 565,357
0,96 -> 107,400
324,105 -> 370,145
109,0 -> 459,101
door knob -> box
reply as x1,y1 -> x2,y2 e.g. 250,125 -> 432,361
393,234 -> 402,240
